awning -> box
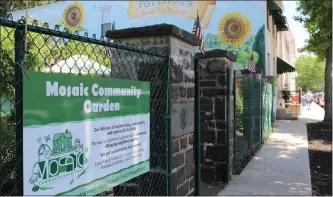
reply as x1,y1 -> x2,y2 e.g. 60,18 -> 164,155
273,13 -> 286,24
271,10 -> 288,31
267,0 -> 288,31
276,23 -> 288,31
277,57 -> 295,75
267,0 -> 283,13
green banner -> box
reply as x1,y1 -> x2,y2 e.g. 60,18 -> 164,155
23,71 -> 151,196
23,72 -> 150,127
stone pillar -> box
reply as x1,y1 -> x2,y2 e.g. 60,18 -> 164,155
107,24 -> 199,196
196,50 -> 236,184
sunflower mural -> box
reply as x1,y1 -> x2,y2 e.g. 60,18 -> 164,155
218,12 -> 251,46
202,12 -> 261,70
59,2 -> 87,33
216,12 -> 258,69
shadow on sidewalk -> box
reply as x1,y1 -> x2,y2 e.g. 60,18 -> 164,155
218,118 -> 312,196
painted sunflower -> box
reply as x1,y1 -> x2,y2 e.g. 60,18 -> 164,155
218,12 -> 251,46
62,2 -> 85,31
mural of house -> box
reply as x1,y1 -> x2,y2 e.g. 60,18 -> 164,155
10,0 -> 291,76
52,129 -> 73,155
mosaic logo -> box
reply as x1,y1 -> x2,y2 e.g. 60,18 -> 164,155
29,129 -> 88,192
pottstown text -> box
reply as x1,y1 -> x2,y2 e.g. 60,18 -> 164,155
45,81 -> 144,114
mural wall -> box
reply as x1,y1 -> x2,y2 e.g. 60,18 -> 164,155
10,0 -> 266,71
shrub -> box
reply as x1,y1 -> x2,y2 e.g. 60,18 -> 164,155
235,87 -> 244,132
0,117 -> 17,195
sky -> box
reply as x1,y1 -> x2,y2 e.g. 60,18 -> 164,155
282,1 -> 309,57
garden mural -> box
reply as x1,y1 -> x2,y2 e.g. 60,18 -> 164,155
10,0 -> 266,71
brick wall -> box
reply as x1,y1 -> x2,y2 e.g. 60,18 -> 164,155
109,36 -> 170,196
196,51 -> 235,184
169,36 -> 195,196
107,24 -> 199,196
171,134 -> 195,195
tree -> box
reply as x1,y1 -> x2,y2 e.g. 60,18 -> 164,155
295,55 -> 325,92
0,1 -> 57,18
252,25 -> 266,75
294,0 -> 332,123
0,10 -> 110,196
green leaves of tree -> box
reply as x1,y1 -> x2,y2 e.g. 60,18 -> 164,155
236,46 -> 259,69
203,33 -> 260,70
295,55 -> 325,91
0,0 -> 58,18
294,0 -> 332,59
0,17 -> 110,97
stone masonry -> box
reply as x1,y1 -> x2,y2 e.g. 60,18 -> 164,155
196,50 -> 236,184
107,24 -> 199,196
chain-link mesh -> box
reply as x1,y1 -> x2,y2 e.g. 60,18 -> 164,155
234,73 -> 262,174
262,82 -> 273,142
0,16 -> 170,196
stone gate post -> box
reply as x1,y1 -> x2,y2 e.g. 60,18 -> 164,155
106,24 -> 199,196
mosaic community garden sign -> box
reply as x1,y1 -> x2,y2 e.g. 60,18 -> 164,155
23,72 -> 150,196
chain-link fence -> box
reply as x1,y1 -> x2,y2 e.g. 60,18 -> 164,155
234,73 -> 262,174
262,82 -> 273,142
0,16 -> 171,196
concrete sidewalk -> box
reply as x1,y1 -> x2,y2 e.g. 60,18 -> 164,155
219,119 -> 312,196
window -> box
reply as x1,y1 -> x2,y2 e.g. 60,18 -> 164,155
267,10 -> 270,31
101,8 -> 112,37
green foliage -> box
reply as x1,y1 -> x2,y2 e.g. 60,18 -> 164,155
294,0 -> 332,59
235,87 -> 243,132
204,33 -> 228,50
236,46 -> 259,69
281,90 -> 291,103
295,55 -> 325,91
0,118 -> 17,195
0,0 -> 59,18
252,25 -> 266,74
0,18 -> 111,96
294,0 -> 332,122
203,32 -> 260,70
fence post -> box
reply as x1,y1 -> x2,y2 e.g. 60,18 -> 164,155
260,80 -> 263,143
166,54 -> 172,196
233,70 -> 236,173
14,28 -> 25,195
194,56 -> 201,195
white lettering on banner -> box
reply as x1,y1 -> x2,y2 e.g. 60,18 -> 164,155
46,81 -> 89,97
46,81 -> 59,96
45,81 -> 145,114
83,100 -> 120,114
91,84 -> 142,98
46,81 -> 142,98
23,114 -> 150,196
